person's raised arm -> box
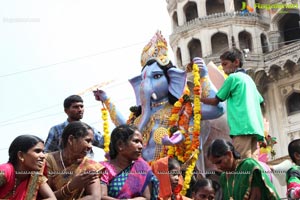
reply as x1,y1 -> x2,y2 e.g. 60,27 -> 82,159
201,97 -> 220,106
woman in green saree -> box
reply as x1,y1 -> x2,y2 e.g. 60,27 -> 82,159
207,139 -> 280,200
46,121 -> 104,200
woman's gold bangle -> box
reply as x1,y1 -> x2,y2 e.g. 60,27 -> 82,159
61,186 -> 68,197
66,181 -> 75,194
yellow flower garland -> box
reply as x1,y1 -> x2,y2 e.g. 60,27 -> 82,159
162,63 -> 201,195
101,107 -> 110,153
181,63 -> 201,195
181,150 -> 199,194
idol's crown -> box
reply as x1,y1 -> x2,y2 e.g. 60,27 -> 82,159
141,30 -> 169,67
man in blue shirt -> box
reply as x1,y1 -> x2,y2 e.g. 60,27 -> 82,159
44,95 -> 104,154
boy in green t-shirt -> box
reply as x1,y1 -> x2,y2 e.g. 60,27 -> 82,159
286,138 -> 300,199
201,47 -> 265,159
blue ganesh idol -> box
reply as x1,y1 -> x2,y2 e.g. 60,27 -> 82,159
94,31 -> 230,175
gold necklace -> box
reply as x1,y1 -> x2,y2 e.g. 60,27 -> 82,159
59,151 -> 66,171
59,151 -> 73,179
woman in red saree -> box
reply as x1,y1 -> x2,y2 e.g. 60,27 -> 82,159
0,135 -> 56,200
100,124 -> 159,200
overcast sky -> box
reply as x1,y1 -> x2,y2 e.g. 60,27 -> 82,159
0,0 -> 173,163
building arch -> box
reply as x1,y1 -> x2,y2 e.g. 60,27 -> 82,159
260,33 -> 269,53
286,92 -> 300,116
278,13 -> 300,46
188,38 -> 202,59
211,32 -> 229,55
206,0 -> 225,15
176,47 -> 183,69
172,11 -> 179,29
234,0 -> 243,11
184,1 -> 198,22
239,30 -> 253,51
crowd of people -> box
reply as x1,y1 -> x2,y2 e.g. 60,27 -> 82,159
3,124 -> 297,200
1,47 -> 299,200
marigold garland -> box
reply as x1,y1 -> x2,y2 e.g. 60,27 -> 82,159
101,107 -> 110,153
181,150 -> 199,195
167,94 -> 190,161
191,63 -> 201,152
180,63 -> 201,195
162,63 -> 202,195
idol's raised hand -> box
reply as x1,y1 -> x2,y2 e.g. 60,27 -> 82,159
93,89 -> 108,102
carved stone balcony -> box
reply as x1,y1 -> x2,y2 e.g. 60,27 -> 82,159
170,11 -> 271,40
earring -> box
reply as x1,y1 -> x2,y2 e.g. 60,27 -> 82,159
20,158 -> 24,162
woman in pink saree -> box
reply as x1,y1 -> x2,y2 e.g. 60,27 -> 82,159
0,135 -> 56,200
100,124 -> 159,200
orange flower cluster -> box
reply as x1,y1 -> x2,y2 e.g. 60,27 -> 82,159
180,101 -> 193,162
166,93 -> 194,161
167,96 -> 186,158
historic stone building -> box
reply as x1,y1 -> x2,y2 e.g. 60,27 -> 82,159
165,0 -> 300,197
